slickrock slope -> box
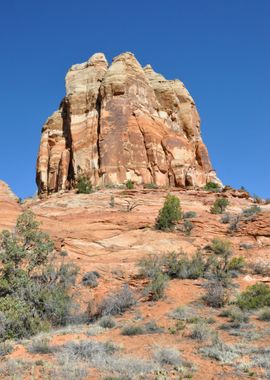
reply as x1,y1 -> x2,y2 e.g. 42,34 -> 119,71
36,52 -> 220,194
0,180 -> 21,230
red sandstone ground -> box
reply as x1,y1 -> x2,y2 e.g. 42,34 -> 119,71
1,185 -> 270,379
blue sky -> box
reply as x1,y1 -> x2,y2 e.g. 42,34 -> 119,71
0,0 -> 269,198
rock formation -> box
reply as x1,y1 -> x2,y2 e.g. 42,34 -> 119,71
0,180 -> 20,230
36,52 -> 220,194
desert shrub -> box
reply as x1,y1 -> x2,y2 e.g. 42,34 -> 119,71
227,215 -> 241,234
199,337 -> 240,364
109,195 -> 115,208
183,211 -> 197,219
206,239 -> 233,286
204,182 -> 220,191
227,256 -> 245,272
138,254 -> 163,279
220,306 -> 249,328
100,285 -> 136,316
65,340 -> 117,360
153,347 -> 182,366
0,341 -> 13,356
258,307 -> 270,321
87,325 -> 105,336
182,219 -> 194,236
242,205 -> 261,217
210,197 -> 229,214
125,179 -> 134,189
0,211 -> 78,341
76,174 -> 92,194
121,325 -> 144,336
143,321 -> 163,334
253,260 -> 270,276
169,306 -> 193,321
143,183 -> 158,189
164,250 -> 206,279
237,283 -> 270,310
189,321 -> 213,341
27,336 -> 54,354
220,213 -> 231,224
155,194 -> 182,231
82,271 -> 99,288
204,280 -> 228,308
146,272 -> 168,300
99,316 -> 116,329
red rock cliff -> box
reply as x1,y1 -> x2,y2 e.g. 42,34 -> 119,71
36,52 -> 220,193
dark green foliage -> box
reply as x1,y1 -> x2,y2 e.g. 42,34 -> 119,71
155,194 -> 182,231
76,174 -> 93,194
204,182 -> 220,191
125,179 -> 134,189
227,256 -> 245,272
0,211 -> 78,341
164,250 -> 206,280
210,197 -> 229,214
237,283 -> 270,310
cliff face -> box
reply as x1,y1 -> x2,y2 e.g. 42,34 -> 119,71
36,52 -> 220,194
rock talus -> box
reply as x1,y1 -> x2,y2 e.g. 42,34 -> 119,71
36,52 -> 220,193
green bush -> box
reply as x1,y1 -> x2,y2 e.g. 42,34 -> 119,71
0,211 -> 78,341
227,256 -> 245,272
146,272 -> 168,301
206,239 -> 233,286
237,283 -> 270,310
125,179 -> 134,189
210,198 -> 229,214
76,174 -> 92,194
164,251 -> 206,280
155,194 -> 182,231
204,182 -> 220,191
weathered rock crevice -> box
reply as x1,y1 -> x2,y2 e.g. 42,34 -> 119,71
36,51 -> 221,194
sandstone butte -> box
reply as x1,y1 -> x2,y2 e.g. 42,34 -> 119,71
36,51 -> 222,194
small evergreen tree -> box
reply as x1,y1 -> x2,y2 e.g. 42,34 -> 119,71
76,174 -> 92,194
155,194 -> 182,231
0,211 -> 78,341
210,198 -> 229,214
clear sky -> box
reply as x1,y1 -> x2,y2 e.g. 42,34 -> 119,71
0,0 -> 269,198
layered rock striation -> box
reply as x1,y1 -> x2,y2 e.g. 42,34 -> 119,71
36,52 -> 220,193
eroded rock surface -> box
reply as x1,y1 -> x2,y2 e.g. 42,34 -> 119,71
0,180 -> 21,230
36,52 -> 220,194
